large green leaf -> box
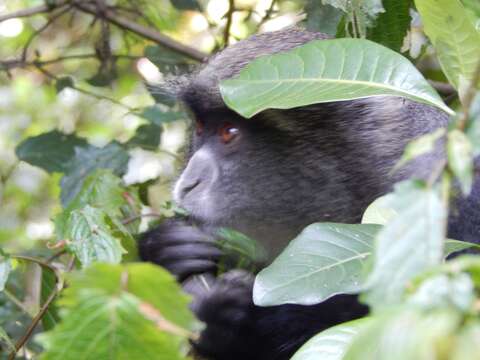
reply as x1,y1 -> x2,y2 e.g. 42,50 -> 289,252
253,223 -> 380,306
15,130 -> 88,173
60,142 -> 129,206
291,319 -> 370,360
220,39 -> 453,118
343,308 -> 460,360
363,180 -> 447,310
65,206 -> 127,267
367,0 -> 412,52
414,0 -> 480,90
38,263 -> 199,360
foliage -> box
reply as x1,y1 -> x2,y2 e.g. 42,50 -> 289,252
0,0 -> 479,359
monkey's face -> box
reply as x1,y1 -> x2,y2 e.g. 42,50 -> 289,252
172,107 -> 355,256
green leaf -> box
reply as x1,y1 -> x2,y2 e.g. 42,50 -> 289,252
139,106 -> 186,126
170,0 -> 200,10
65,206 -> 126,267
15,130 -> 88,173
363,180 -> 447,310
367,0 -> 412,52
0,326 -> 15,353
60,142 -> 129,206
55,76 -> 74,93
38,263 -> 199,360
394,128 -> 445,172
291,318 -> 371,360
217,228 -> 268,271
56,170 -> 128,238
408,273 -> 475,311
220,38 -> 453,118
304,1 -> 344,36
144,45 -> 194,75
445,239 -> 480,256
447,129 -> 474,195
41,267 -> 60,331
0,249 -> 12,292
414,0 -> 480,89
253,223 -> 380,306
344,308 -> 460,360
127,123 -> 162,150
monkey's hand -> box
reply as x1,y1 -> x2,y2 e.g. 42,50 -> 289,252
139,219 -> 222,281
191,270 -> 259,360
190,270 -> 369,360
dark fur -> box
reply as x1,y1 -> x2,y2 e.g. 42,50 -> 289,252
140,28 -> 480,360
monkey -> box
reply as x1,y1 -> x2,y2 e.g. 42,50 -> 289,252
139,28 -> 480,360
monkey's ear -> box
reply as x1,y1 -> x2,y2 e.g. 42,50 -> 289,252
145,74 -> 191,105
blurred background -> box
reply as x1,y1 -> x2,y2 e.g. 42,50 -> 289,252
0,0 -> 306,254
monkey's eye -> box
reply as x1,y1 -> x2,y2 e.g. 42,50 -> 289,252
219,123 -> 240,143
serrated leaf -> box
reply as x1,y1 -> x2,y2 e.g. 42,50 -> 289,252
56,170 -> 128,239
220,39 -> 453,118
139,106 -> 186,125
55,76 -> 74,93
414,0 -> 480,90
38,263 -> 199,360
363,180 -> 447,310
60,142 -> 129,206
447,129 -> 474,195
253,223 -> 380,306
367,0 -> 412,52
66,206 -> 126,267
127,123 -> 162,150
0,249 -> 11,292
15,130 -> 88,173
291,318 -> 370,360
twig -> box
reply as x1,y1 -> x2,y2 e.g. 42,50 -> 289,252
0,0 -> 69,22
0,53 -> 139,71
223,0 -> 235,46
72,1 -> 207,62
21,4 -> 73,62
35,65 -> 135,111
8,256 -> 74,360
257,0 -> 277,29
458,58 -> 480,130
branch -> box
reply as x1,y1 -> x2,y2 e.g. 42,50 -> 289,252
72,1 -> 207,62
8,255 -> 74,360
223,0 -> 235,46
0,0 -> 68,23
